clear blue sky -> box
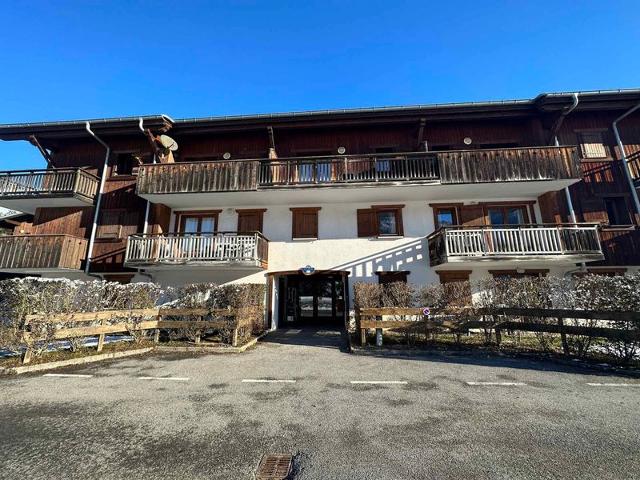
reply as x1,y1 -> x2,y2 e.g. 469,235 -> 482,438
1,0 -> 638,169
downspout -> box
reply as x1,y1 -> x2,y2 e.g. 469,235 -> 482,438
550,93 -> 585,273
139,117 -> 156,234
612,102 -> 640,219
84,122 -> 110,277
551,93 -> 580,224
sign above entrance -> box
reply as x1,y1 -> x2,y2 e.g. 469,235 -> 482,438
300,265 -> 316,275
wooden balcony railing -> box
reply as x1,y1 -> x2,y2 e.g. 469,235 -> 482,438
258,153 -> 439,186
0,234 -> 88,270
436,146 -> 580,184
135,146 -> 581,196
428,224 -> 602,266
136,161 -> 259,195
0,168 -> 99,201
124,232 -> 268,268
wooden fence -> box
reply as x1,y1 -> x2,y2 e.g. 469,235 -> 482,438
357,306 -> 640,349
20,307 -> 257,364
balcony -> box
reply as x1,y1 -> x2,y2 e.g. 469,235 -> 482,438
135,147 -> 581,207
428,224 -> 603,266
0,168 -> 99,214
0,234 -> 88,271
124,232 -> 269,270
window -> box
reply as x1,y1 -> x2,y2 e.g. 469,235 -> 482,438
435,207 -> 458,228
113,153 -> 140,176
487,205 -> 529,225
579,132 -> 607,159
237,209 -> 266,233
97,209 -> 140,239
376,271 -> 409,284
357,205 -> 404,237
604,197 -> 631,225
291,207 -> 320,239
178,211 -> 220,234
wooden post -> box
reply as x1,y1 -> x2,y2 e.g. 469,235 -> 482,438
558,317 -> 570,356
232,327 -> 239,347
495,327 -> 502,347
361,328 -> 367,346
96,319 -> 105,352
22,347 -> 32,365
375,314 -> 383,347
153,329 -> 160,343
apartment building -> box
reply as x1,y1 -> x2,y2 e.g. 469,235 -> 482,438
0,89 -> 639,328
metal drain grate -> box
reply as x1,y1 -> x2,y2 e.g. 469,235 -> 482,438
256,454 -> 293,479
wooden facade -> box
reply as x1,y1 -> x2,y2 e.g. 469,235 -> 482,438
0,91 -> 639,274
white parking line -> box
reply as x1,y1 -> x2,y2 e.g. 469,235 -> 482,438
137,377 -> 190,381
587,383 -> 640,387
350,381 -> 408,385
241,379 -> 297,383
466,382 -> 527,386
43,373 -> 94,378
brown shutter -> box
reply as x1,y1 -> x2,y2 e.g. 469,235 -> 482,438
291,207 -> 320,239
459,205 -> 485,226
579,132 -> 607,159
357,209 -> 377,237
237,209 -> 266,233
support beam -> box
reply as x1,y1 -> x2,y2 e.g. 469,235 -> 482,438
28,135 -> 53,167
416,118 -> 426,150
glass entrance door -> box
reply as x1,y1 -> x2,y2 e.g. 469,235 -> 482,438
281,274 -> 345,327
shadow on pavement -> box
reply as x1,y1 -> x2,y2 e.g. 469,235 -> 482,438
262,327 -> 350,353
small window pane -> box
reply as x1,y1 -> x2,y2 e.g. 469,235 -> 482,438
377,211 -> 397,235
183,218 -> 199,233
488,209 -> 504,225
506,208 -> 526,225
436,209 -> 455,227
200,217 -> 216,233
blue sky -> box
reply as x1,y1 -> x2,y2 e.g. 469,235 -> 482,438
1,0 -> 638,169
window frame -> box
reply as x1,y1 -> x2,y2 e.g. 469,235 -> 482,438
577,130 -> 608,159
111,151 -> 145,177
175,210 -> 221,234
236,208 -> 267,234
357,205 -> 404,238
375,271 -> 409,285
603,196 -> 632,226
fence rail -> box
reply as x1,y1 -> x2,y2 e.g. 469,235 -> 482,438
20,307 -> 259,363
357,306 -> 640,347
0,168 -> 98,200
428,224 -> 602,265
124,232 -> 268,267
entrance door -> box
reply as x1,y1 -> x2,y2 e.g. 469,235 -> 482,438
280,273 -> 345,327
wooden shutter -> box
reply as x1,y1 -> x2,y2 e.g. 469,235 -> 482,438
97,210 -> 122,239
291,207 -> 320,239
579,132 -> 607,159
357,209 -> 377,237
237,209 -> 266,233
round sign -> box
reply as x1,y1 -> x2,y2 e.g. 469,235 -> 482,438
301,265 -> 315,275
422,307 -> 431,316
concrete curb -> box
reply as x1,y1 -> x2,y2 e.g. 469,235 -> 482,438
0,332 -> 270,375
2,347 -> 154,375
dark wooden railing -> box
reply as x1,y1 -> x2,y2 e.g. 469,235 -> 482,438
258,152 -> 439,186
428,224 -> 603,266
0,168 -> 99,201
437,146 -> 580,184
135,146 -> 581,195
124,231 -> 268,268
136,161 -> 259,195
0,234 -> 88,270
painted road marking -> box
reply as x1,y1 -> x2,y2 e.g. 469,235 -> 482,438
350,381 -> 408,385
242,379 -> 297,383
587,383 -> 640,387
137,376 -> 190,381
466,382 -> 527,386
43,373 -> 94,378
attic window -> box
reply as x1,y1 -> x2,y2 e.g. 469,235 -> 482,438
113,153 -> 140,176
579,132 -> 607,159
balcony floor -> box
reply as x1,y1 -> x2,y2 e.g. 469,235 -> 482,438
0,195 -> 94,215
138,178 -> 579,209
433,253 -> 605,268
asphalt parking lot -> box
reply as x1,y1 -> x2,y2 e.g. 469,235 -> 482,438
1,328 -> 639,480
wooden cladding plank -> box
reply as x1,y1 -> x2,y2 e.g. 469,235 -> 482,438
438,146 -> 580,184
137,161 -> 259,195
